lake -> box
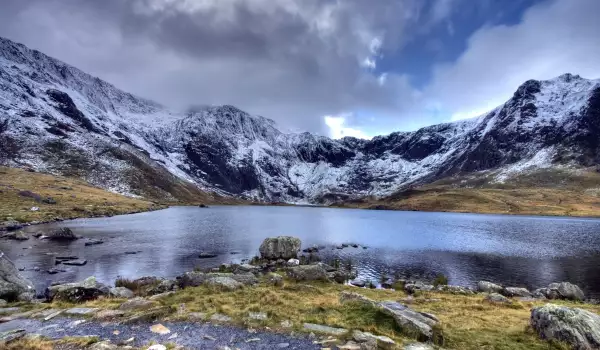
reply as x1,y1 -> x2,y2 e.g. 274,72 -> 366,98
2,205 -> 600,297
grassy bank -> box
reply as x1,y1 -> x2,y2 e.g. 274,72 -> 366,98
13,276 -> 600,350
335,168 -> 600,217
0,166 -> 166,224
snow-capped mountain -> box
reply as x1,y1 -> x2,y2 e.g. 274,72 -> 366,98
1,36 -> 599,203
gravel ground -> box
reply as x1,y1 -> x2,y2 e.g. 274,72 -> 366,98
0,317 -> 322,349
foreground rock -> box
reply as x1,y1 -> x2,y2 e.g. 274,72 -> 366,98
46,276 -> 109,302
531,303 -> 600,349
0,250 -> 35,301
485,293 -> 511,304
178,272 -> 258,288
259,236 -> 301,260
339,291 -> 443,344
533,282 -> 585,301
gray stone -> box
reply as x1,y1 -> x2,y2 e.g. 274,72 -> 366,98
233,264 -> 261,274
350,280 -> 366,288
404,282 -> 434,294
46,276 -> 109,302
501,287 -> 531,298
547,282 -> 585,301
206,276 -> 243,291
94,309 -> 126,320
210,313 -> 232,323
259,236 -> 301,260
119,298 -> 156,311
109,287 -> 134,299
4,231 -> 28,241
404,344 -> 435,350
436,284 -> 475,295
65,307 -> 99,315
287,264 -> 328,281
303,323 -> 348,336
266,273 -> 284,287
276,343 -> 290,348
178,271 -> 207,288
89,340 -> 118,350
352,330 -> 395,349
149,291 -> 176,300
0,328 -> 26,344
280,320 -> 293,328
338,341 -> 361,350
0,250 -> 35,301
0,299 -> 6,306
531,303 -> 600,349
485,293 -> 511,304
339,291 -> 377,307
0,221 -> 23,232
379,301 -> 442,343
477,281 -> 503,294
248,312 -> 268,320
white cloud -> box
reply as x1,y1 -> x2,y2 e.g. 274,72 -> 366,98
324,115 -> 372,139
425,0 -> 600,123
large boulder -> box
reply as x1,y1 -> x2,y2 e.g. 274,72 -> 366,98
287,264 -> 328,281
546,282 -> 585,301
339,291 -> 443,344
259,236 -> 301,260
531,303 -> 600,349
0,251 -> 35,301
46,276 -> 109,302
477,281 -> 503,294
206,276 -> 243,291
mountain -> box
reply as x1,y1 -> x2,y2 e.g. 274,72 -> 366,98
1,36 -> 599,204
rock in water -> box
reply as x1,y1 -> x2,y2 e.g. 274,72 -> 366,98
259,236 -> 301,260
46,276 -> 109,302
0,250 -> 35,301
43,228 -> 78,240
531,303 -> 600,349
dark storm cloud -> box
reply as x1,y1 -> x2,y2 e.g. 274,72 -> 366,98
0,0 -> 424,135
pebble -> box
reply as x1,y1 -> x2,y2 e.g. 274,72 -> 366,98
150,323 -> 170,335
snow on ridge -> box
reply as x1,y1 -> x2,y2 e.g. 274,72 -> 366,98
1,35 -> 599,202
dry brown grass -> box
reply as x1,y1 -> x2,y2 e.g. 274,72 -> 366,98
39,275 -> 600,350
336,168 -> 600,217
0,166 -> 166,223
3,338 -> 54,350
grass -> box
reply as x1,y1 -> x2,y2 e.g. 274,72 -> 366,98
27,274 -> 600,350
334,167 -> 600,217
0,166 -> 166,223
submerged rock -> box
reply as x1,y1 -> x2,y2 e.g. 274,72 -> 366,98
531,303 -> 600,349
62,259 -> 87,266
198,252 -> 218,259
0,250 -> 35,301
259,236 -> 301,260
42,227 -> 78,240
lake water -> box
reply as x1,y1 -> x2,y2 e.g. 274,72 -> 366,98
2,206 -> 600,297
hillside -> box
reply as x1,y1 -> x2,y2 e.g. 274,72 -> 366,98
334,168 -> 600,217
0,166 -> 166,224
0,36 -> 599,206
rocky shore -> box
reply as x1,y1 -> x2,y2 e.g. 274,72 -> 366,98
1,236 -> 599,349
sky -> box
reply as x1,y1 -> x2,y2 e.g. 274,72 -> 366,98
0,0 -> 599,138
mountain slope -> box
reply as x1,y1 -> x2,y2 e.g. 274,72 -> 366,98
1,36 -> 599,204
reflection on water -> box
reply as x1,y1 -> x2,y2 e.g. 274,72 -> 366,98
2,206 -> 600,297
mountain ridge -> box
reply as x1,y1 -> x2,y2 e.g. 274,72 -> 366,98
1,36 -> 599,204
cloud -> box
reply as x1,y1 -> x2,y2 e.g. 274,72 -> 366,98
0,0 -> 423,136
324,115 -> 372,139
425,0 -> 600,121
